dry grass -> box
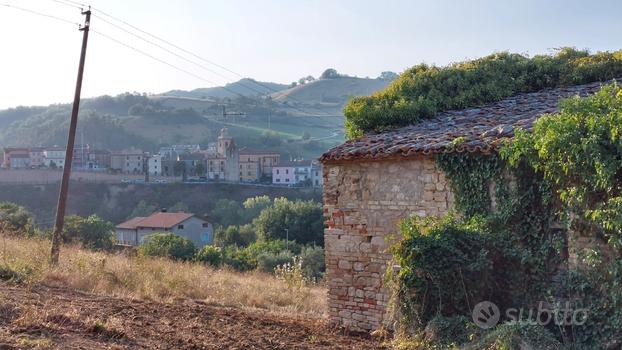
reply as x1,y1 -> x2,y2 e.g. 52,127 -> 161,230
0,235 -> 326,318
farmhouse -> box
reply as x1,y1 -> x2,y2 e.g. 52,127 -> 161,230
320,80 -> 609,331
115,211 -> 214,248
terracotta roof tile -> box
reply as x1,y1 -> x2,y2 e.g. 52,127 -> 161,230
116,213 -> 195,230
321,79 -> 617,162
115,217 -> 146,230
135,212 -> 194,229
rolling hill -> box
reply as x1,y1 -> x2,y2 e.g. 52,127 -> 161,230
162,78 -> 289,99
0,71 -> 396,159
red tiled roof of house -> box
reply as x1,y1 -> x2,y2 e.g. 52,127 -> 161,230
115,216 -> 146,230
115,212 -> 195,230
321,79 -> 616,162
134,212 -> 194,229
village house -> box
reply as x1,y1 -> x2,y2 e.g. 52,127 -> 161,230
239,148 -> 280,179
148,153 -> 162,176
2,148 -> 30,169
115,210 -> 214,247
319,80 -> 607,332
272,160 -> 322,186
110,149 -> 145,174
88,149 -> 111,169
43,147 -> 66,169
29,147 -> 45,168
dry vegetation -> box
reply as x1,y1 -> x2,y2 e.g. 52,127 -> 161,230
0,235 -> 386,349
0,235 -> 325,317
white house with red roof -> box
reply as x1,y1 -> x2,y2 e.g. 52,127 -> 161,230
115,210 -> 214,247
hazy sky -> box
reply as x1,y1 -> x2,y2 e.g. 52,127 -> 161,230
0,0 -> 621,109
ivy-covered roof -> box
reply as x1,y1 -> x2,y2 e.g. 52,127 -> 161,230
321,79 -> 615,163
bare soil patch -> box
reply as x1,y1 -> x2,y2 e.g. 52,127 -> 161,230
0,283 -> 385,349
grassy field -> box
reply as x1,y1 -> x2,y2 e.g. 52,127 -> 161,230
0,235 -> 386,349
0,235 -> 325,317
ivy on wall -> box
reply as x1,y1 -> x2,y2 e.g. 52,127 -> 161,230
390,84 -> 622,348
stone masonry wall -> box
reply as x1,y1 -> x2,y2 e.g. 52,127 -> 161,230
323,156 -> 454,331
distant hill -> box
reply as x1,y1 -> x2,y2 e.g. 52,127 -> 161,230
162,78 -> 289,99
0,71 -> 396,158
269,77 -> 392,115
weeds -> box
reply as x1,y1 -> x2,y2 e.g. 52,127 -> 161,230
0,235 -> 326,317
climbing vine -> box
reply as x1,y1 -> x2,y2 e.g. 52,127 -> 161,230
391,83 -> 622,348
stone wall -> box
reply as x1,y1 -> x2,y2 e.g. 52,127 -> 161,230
322,156 -> 454,331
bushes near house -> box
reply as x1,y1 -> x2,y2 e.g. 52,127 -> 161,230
139,233 -> 197,260
63,215 -> 116,250
194,245 -> 223,266
344,48 -> 622,138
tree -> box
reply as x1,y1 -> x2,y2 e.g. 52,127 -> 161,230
214,224 -> 257,247
139,233 -> 196,260
298,77 -> 307,85
242,195 -> 272,222
210,199 -> 243,227
169,202 -> 189,213
253,197 -> 324,245
320,68 -> 340,79
129,200 -> 157,218
306,75 -> 315,82
378,71 -> 398,80
63,215 -> 115,250
49,160 -> 57,169
0,202 -> 34,235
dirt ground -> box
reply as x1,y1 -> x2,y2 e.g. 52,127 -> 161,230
0,283 -> 386,349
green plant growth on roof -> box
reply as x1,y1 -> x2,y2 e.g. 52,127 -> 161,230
344,48 -> 622,138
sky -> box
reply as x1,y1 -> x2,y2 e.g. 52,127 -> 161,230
0,0 -> 621,109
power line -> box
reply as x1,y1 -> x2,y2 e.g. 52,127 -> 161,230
91,13 -> 267,97
87,5 -> 335,116
0,2 -> 80,26
49,0 -> 82,10
12,1 -> 335,117
93,28 -> 330,117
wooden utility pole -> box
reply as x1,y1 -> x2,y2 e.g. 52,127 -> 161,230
50,8 -> 91,265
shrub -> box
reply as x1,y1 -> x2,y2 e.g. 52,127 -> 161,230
299,245 -> 325,279
256,250 -> 294,273
139,233 -> 196,260
63,215 -> 115,250
214,224 -> 256,247
344,48 -> 622,138
221,245 -> 254,271
194,245 -> 222,266
0,202 -> 34,235
422,315 -> 476,347
465,322 -> 563,350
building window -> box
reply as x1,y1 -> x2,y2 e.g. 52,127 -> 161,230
202,223 -> 209,228
285,178 -> 289,182
285,169 -> 289,174
177,224 -> 184,230
276,179 -> 280,182
276,169 -> 279,174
